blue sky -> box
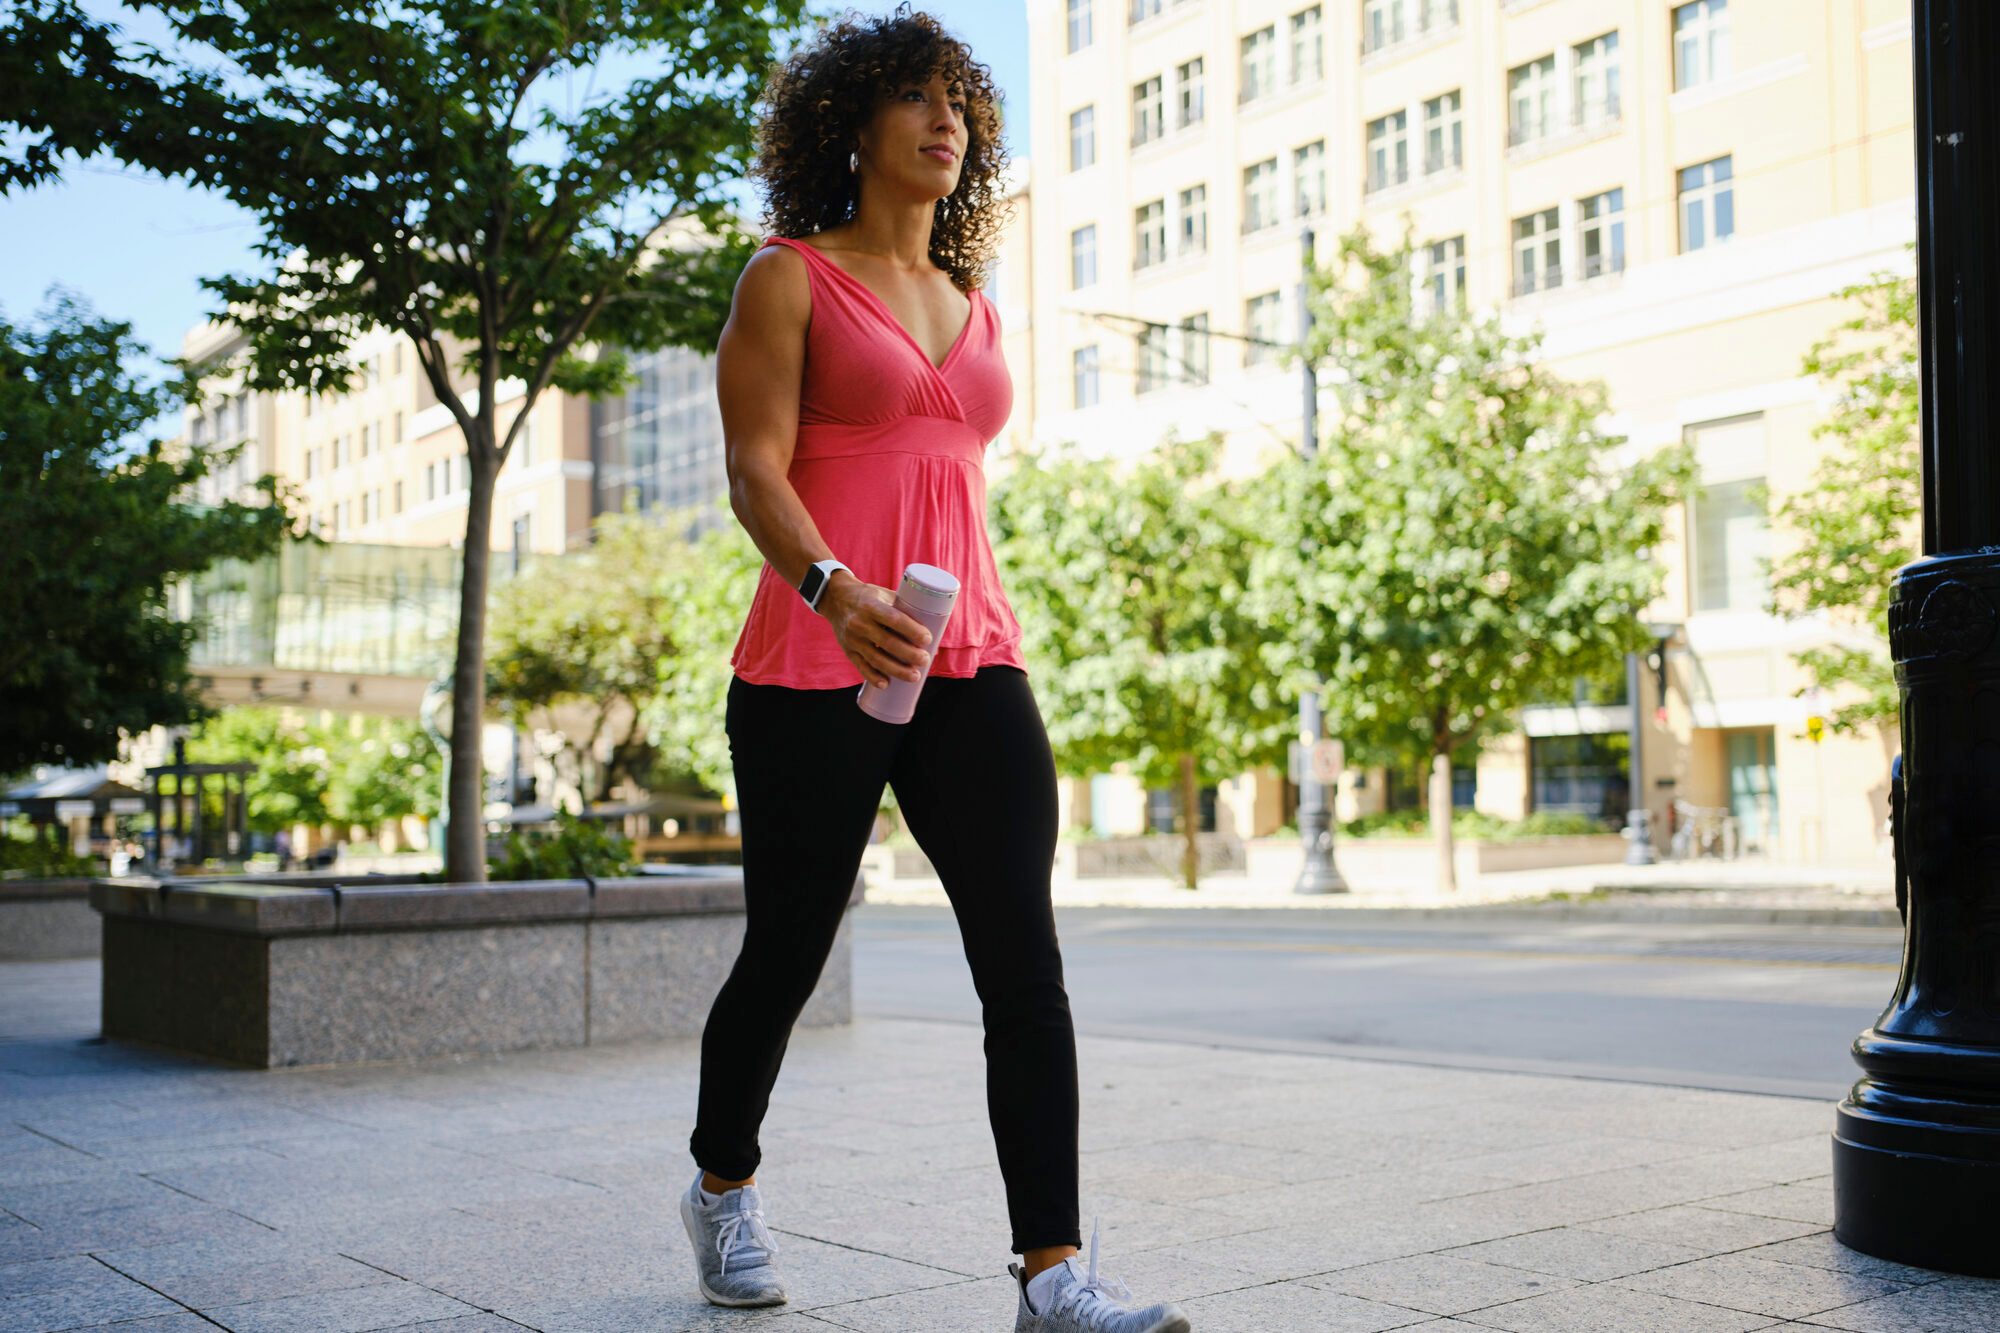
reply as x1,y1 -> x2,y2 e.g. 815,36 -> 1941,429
0,3 -> 1029,372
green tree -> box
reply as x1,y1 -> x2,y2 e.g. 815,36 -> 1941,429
1767,265 -> 1919,734
184,708 -> 335,834
4,0 -> 808,879
488,507 -> 685,807
990,432 -> 1295,890
646,505 -> 765,799
1246,226 -> 1692,890
0,292 -> 294,773
328,719 -> 442,829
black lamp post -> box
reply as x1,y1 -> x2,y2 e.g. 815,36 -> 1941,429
1830,0 -> 2000,1278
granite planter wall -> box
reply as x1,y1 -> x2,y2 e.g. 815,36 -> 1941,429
1,879 -> 99,959
89,867 -> 861,1068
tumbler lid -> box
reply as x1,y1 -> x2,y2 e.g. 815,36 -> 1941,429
900,562 -> 959,615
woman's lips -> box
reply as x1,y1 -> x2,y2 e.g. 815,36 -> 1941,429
922,147 -> 955,163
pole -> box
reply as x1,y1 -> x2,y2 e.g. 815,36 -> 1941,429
1832,0 -> 2000,1277
1293,223 -> 1347,894
1622,649 -> 1655,864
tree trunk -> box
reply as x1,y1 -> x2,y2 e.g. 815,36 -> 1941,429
445,443 -> 500,884
1179,751 -> 1199,890
1430,752 -> 1457,893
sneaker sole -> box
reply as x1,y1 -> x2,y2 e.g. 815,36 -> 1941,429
680,1192 -> 789,1308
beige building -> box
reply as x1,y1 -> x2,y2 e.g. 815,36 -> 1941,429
1020,0 -> 1915,864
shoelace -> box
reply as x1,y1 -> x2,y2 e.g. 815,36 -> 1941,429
712,1201 -> 781,1277
1051,1215 -> 1135,1321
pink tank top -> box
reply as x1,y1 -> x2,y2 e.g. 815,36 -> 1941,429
728,234 -> 1029,688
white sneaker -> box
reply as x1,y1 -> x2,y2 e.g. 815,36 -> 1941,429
1010,1215 -> 1191,1332
680,1169 -> 787,1307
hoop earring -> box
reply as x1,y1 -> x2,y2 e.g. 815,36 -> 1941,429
849,150 -> 859,173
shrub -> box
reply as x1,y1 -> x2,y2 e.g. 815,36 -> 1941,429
0,834 -> 96,878
489,812 -> 637,881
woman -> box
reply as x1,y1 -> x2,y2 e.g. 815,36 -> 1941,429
678,8 -> 1192,1332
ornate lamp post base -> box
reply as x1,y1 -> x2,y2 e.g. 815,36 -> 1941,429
1832,552 -> 2000,1278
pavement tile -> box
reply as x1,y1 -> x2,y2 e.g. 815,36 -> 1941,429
94,1232 -> 396,1310
772,1272 -> 1017,1331
1576,1206 -> 1828,1253
1437,1225 -> 1713,1281
196,1278 -> 481,1332
0,1261 -> 184,1331
1701,1182 -> 1837,1228
1173,1278 -> 1444,1331
1301,1252 -> 1584,1316
1792,1275 -> 2000,1332
0,1255 -> 104,1299
1451,1282 -> 1787,1330
1739,1232 -> 1953,1285
1610,1250 -> 1915,1320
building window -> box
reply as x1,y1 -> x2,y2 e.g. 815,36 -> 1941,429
1678,155 -> 1734,252
1511,207 -> 1562,296
1289,5 -> 1323,85
1178,184 -> 1208,255
1687,414 -> 1769,612
1673,0 -> 1730,92
1068,0 -> 1092,52
1530,734 -> 1630,824
1179,312 -> 1210,384
1422,90 -> 1462,173
1073,345 -> 1101,408
1132,75 -> 1164,147
1365,111 -> 1409,192
1136,324 -> 1171,394
519,412 -> 534,468
1573,32 -> 1622,128
1426,235 -> 1466,313
1578,188 -> 1626,278
1239,25 -> 1275,103
393,480 -> 403,513
1175,57 -> 1205,128
1134,199 -> 1167,269
1069,105 -> 1095,171
1242,157 -> 1279,232
1129,0 -> 1162,23
1244,290 -> 1283,366
425,460 -> 437,501
1508,55 -> 1556,148
1292,139 -> 1326,217
1363,0 -> 1457,55
393,410 -> 403,443
1070,224 -> 1098,288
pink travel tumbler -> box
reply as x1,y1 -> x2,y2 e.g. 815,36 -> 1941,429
857,563 -> 958,724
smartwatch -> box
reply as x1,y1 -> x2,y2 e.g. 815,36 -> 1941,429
798,558 -> 851,613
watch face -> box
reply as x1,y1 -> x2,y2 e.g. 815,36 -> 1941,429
801,565 -> 826,603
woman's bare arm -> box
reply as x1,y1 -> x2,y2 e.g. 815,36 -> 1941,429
716,245 -> 934,688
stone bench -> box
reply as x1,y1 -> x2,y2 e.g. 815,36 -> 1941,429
89,867 -> 862,1068
1,878 -> 99,960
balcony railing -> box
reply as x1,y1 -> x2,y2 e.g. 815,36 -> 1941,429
1361,2 -> 1461,56
1578,249 -> 1627,280
1511,264 -> 1565,298
1572,93 -> 1623,130
1506,116 -> 1554,149
1365,163 -> 1412,194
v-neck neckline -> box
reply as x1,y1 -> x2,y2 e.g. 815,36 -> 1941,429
777,236 -> 978,374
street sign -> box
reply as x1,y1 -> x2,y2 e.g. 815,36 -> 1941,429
1309,740 -> 1345,784
1807,715 -> 1826,744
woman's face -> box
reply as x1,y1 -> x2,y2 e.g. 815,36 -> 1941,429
856,68 -> 969,200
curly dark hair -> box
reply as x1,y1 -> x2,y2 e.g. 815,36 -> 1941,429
749,3 -> 1011,291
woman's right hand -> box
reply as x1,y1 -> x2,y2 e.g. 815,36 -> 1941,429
819,572 -> 933,689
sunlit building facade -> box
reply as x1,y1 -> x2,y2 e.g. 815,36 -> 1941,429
1023,0 -> 1915,863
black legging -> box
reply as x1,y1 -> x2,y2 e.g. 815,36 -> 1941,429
690,664 -> 1082,1254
